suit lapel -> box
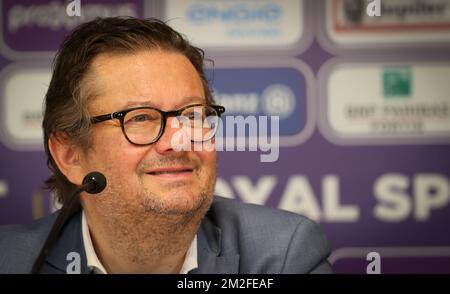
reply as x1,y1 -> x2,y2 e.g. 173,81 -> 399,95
42,211 -> 89,274
192,214 -> 240,274
40,207 -> 240,274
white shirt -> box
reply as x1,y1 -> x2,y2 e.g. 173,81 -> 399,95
81,211 -> 198,274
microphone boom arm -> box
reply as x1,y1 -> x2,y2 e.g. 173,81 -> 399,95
30,172 -> 106,274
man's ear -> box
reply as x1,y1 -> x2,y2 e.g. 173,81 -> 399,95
48,132 -> 85,186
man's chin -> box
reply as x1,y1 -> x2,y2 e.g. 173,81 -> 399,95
141,192 -> 210,216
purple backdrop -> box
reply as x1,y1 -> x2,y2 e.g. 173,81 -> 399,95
1,0 -> 450,274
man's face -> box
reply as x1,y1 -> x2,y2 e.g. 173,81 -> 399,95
78,51 -> 216,217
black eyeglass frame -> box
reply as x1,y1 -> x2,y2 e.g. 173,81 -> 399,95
90,103 -> 226,146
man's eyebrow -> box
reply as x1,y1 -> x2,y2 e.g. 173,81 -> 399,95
121,96 -> 205,110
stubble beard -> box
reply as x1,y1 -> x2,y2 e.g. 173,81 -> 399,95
138,168 -> 214,217
89,157 -> 216,263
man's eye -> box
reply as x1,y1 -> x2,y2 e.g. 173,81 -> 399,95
133,115 -> 148,122
187,111 -> 203,120
127,114 -> 154,123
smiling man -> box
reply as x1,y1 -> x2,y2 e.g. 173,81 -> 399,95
0,17 -> 332,274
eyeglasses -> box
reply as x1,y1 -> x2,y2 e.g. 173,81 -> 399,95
91,104 -> 226,146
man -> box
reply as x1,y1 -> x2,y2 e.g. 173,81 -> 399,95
0,17 -> 332,274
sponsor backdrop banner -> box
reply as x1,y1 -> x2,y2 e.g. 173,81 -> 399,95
1,0 -> 450,274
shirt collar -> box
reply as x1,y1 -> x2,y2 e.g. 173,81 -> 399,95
179,233 -> 198,274
81,210 -> 198,274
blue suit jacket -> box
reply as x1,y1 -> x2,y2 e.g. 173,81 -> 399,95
0,196 -> 332,274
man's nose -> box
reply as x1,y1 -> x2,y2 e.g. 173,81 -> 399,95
154,116 -> 186,154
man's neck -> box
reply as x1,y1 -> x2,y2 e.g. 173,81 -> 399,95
84,208 -> 203,274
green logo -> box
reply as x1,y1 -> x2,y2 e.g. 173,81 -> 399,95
383,67 -> 412,97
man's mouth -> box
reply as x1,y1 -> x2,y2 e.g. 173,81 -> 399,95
146,167 -> 194,178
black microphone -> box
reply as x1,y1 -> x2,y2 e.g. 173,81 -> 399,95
31,171 -> 107,274
82,171 -> 107,194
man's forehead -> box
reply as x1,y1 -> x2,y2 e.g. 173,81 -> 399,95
89,50 -> 189,70
88,50 -> 202,87
85,51 -> 206,113
120,96 -> 205,109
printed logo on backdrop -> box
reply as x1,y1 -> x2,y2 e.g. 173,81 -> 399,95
0,63 -> 51,150
318,60 -> 450,145
208,59 -> 315,152
324,0 -> 450,47
0,0 -> 143,59
164,0 -> 310,53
